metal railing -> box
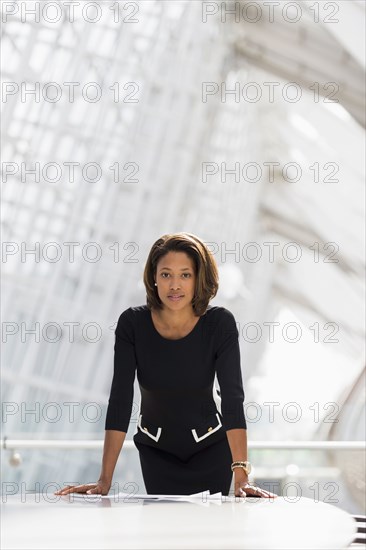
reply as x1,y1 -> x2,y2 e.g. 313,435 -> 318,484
1,438 -> 365,451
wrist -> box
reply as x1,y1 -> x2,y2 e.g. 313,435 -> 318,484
231,460 -> 251,476
98,475 -> 112,485
234,469 -> 248,481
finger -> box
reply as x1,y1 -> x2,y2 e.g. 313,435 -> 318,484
56,484 -> 94,495
244,486 -> 265,497
54,485 -> 75,495
86,488 -> 102,495
73,485 -> 98,494
55,490 -> 74,495
248,488 -> 277,499
252,487 -> 277,497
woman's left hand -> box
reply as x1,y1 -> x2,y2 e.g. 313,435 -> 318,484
235,481 -> 278,498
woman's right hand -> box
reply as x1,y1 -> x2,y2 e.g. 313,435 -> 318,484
54,479 -> 111,496
54,430 -> 125,497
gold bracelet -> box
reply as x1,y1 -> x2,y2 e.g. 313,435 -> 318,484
231,461 -> 251,474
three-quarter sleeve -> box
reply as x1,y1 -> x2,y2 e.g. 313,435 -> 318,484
105,308 -> 137,432
214,308 -> 247,431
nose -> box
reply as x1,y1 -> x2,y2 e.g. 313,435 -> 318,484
169,277 -> 181,290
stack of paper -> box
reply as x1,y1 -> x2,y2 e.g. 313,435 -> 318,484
70,490 -> 225,503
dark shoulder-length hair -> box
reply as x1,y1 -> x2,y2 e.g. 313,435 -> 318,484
143,232 -> 219,316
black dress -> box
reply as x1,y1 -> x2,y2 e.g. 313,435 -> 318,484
105,304 -> 247,496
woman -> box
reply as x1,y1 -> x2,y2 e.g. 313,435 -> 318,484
55,233 -> 277,499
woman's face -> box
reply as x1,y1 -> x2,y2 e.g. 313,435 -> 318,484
155,251 -> 196,311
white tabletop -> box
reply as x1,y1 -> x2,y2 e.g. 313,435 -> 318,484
1,493 -> 357,549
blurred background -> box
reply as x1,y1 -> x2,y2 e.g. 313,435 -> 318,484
1,0 -> 365,516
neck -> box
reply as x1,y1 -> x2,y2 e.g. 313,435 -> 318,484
155,305 -> 197,328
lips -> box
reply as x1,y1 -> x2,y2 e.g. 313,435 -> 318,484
168,295 -> 184,301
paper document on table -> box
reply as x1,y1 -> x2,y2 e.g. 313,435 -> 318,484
69,490 -> 223,502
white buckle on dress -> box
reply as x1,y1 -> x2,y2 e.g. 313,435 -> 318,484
137,414 -> 162,442
191,413 -> 222,443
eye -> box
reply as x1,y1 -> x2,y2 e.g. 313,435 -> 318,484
160,272 -> 192,278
